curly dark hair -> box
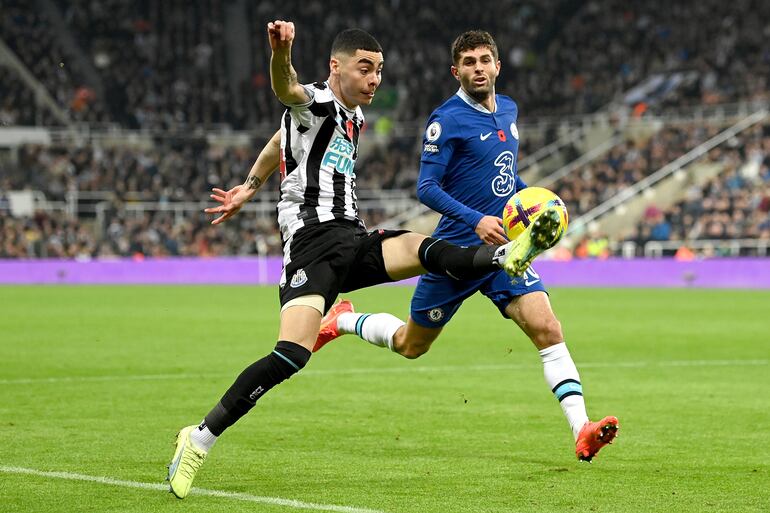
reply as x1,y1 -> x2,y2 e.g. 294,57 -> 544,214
451,30 -> 498,64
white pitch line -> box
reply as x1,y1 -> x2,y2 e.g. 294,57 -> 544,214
0,372 -> 226,385
0,359 -> 767,386
0,466 -> 387,513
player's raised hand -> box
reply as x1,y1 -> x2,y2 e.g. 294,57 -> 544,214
204,185 -> 256,225
475,215 -> 508,245
267,20 -> 295,51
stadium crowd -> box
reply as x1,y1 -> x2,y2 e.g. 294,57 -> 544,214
2,0 -> 768,129
3,0 -> 770,259
0,65 -> 57,126
58,0 -> 236,129
1,0 -> 107,124
2,122 -> 769,258
556,124 -> 722,218
623,122 -> 770,254
0,209 -> 283,259
249,0 -> 769,124
4,139 -> 271,202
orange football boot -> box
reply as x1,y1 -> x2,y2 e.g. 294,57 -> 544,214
313,300 -> 354,352
575,416 -> 619,462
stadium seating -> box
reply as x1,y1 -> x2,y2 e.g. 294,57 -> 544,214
4,0 -> 768,127
2,0 -> 769,259
624,122 -> 770,256
553,124 -> 723,218
0,65 -> 57,126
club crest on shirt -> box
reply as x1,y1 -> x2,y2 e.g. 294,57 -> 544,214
428,308 -> 444,322
290,268 -> 308,288
426,121 -> 442,142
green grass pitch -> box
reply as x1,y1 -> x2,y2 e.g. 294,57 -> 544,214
1,285 -> 768,512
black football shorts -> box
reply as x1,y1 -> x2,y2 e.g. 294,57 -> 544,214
279,220 -> 408,313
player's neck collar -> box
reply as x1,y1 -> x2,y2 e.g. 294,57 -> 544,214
456,87 -> 496,114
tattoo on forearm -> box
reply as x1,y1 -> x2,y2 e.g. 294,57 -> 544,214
280,61 -> 297,85
246,175 -> 263,190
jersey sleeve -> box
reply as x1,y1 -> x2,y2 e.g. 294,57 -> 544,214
417,112 -> 484,229
420,111 -> 460,167
283,84 -> 322,128
417,161 -> 485,229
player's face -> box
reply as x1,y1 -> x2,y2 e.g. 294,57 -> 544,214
331,49 -> 384,108
451,46 -> 500,102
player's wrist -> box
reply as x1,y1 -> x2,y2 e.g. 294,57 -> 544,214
272,46 -> 293,60
238,188 -> 258,202
466,211 -> 485,229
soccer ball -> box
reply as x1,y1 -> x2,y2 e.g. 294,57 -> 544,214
502,187 -> 569,240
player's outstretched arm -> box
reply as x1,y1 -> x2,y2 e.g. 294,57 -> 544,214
267,20 -> 310,105
205,130 -> 281,225
417,162 -> 506,244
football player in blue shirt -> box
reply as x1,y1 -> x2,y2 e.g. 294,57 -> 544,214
317,30 -> 619,462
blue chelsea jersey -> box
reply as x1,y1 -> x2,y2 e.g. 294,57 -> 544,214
419,89 -> 525,245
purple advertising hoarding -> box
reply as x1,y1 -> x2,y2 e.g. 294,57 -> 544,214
0,257 -> 769,288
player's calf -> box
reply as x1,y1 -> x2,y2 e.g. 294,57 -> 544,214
417,237 -> 510,280
394,338 -> 432,359
166,341 -> 311,498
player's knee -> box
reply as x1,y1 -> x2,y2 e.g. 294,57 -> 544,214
531,317 -> 563,348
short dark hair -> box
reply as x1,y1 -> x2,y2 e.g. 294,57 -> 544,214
331,29 -> 382,57
451,30 -> 498,64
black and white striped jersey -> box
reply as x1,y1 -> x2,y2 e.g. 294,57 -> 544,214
277,81 -> 365,241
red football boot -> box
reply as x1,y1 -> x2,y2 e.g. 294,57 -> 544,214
575,416 -> 619,462
313,300 -> 354,352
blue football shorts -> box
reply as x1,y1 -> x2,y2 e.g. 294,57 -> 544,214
410,266 -> 547,327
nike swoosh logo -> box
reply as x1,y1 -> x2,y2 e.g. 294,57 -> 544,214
524,279 -> 540,286
480,132 -> 492,141
168,440 -> 185,477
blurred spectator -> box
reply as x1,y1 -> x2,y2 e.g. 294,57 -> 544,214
674,243 -> 695,261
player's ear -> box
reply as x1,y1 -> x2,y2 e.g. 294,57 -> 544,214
330,56 -> 340,76
450,65 -> 460,81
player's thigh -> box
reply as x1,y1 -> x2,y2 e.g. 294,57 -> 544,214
278,303 -> 323,351
281,224 -> 351,313
381,232 -> 428,280
504,291 -> 563,349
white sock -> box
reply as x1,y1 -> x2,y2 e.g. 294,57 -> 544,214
539,342 -> 589,440
337,312 -> 405,351
189,422 -> 217,452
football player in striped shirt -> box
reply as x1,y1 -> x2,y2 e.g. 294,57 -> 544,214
167,20 -> 551,499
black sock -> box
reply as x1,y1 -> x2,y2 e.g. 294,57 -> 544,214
418,238 -> 500,280
204,341 -> 311,436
